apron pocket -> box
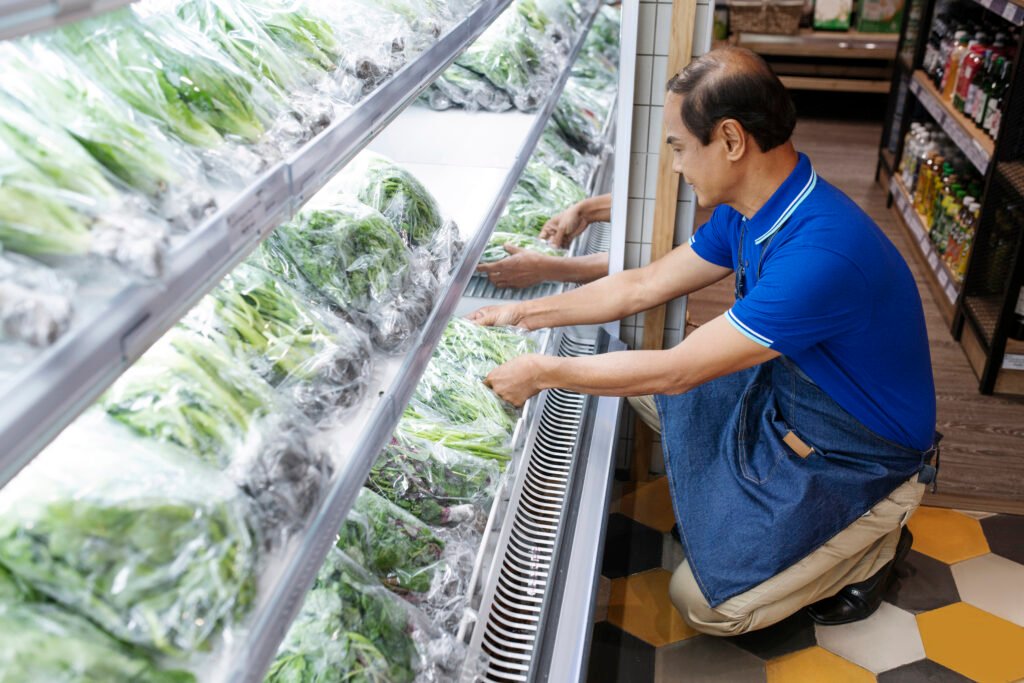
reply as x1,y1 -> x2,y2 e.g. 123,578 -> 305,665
737,382 -> 789,485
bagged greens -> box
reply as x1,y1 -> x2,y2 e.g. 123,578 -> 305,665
554,78 -> 612,154
0,248 -> 74,347
0,600 -> 194,683
533,124 -> 598,187
353,156 -> 444,247
481,231 -> 567,264
337,488 -> 445,594
369,432 -> 501,526
266,548 -> 418,683
422,63 -> 513,112
496,161 -> 587,237
0,421 -> 259,657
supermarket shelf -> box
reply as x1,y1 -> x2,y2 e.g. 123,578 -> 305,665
909,70 -> 993,174
968,0 -> 1024,27
890,175 -> 961,314
736,28 -> 898,59
219,8 -> 603,683
780,74 -> 892,93
0,0 -> 514,494
0,0 -> 131,41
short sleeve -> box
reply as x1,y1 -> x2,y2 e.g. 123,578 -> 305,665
689,206 -> 735,269
726,248 -> 871,355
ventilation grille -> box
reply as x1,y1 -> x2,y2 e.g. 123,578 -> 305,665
468,333 -> 598,682
583,221 -> 610,255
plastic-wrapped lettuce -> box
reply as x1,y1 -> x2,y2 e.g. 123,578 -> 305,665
422,63 -> 513,112
204,262 -> 372,418
45,8 -> 277,150
352,156 -> 443,247
0,421 -> 259,657
337,488 -> 445,594
0,248 -> 74,347
554,78 -> 612,154
0,599 -> 194,683
496,161 -> 586,236
101,328 -> 331,546
534,123 -> 597,187
0,42 -> 217,229
369,432 -> 501,526
481,231 -> 567,264
266,548 -> 418,683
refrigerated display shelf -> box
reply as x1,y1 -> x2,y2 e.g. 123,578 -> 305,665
212,8 -> 605,682
967,0 -> 1024,27
0,0 -> 514,493
0,0 -> 131,41
890,175 -> 961,308
909,70 -> 994,174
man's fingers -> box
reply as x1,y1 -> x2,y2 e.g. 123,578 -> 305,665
503,243 -> 523,254
476,260 -> 499,273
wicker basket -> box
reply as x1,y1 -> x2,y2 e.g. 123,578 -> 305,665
729,0 -> 804,35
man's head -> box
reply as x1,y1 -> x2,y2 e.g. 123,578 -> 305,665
664,47 -> 797,208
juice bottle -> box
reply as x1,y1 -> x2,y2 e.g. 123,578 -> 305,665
942,32 -> 970,98
954,35 -> 989,113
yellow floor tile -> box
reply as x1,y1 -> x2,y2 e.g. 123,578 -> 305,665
766,646 -> 875,683
616,476 -> 676,532
918,602 -> 1024,683
907,507 -> 990,564
606,568 -> 699,647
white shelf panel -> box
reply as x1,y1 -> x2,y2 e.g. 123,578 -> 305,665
0,0 -> 514,493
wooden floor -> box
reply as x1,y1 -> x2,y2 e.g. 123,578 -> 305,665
685,118 -> 1024,513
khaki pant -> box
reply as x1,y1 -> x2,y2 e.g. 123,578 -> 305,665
626,395 -> 925,637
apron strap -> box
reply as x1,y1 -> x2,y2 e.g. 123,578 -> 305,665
917,430 -> 943,493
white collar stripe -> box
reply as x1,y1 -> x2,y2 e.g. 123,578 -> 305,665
754,168 -> 818,245
726,309 -> 774,346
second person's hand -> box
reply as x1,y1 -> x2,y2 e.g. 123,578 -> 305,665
467,302 -> 528,328
540,202 -> 589,248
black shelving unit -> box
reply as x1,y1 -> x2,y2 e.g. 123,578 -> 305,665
881,0 -> 1024,395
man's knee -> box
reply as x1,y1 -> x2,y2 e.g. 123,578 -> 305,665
669,561 -> 755,637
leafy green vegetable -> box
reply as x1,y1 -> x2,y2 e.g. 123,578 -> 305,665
245,0 -> 344,73
0,600 -> 194,683
355,157 -> 443,247
533,123 -> 596,186
422,62 -> 513,112
554,78 -> 612,154
496,161 -> 587,236
270,202 -> 409,310
337,488 -> 445,594
266,549 -> 417,683
368,433 -> 500,526
48,8 -> 271,147
0,426 -> 259,657
102,329 -> 274,467
481,231 -> 566,263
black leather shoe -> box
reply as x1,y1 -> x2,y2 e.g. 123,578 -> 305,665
806,526 -> 914,626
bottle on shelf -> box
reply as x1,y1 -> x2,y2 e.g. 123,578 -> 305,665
941,31 -> 970,98
954,34 -> 989,113
982,56 -> 1010,139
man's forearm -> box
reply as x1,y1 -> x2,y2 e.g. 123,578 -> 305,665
544,253 -> 609,284
536,349 -> 693,396
579,194 -> 611,224
517,267 -> 645,330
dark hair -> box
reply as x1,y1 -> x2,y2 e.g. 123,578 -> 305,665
666,47 -> 796,152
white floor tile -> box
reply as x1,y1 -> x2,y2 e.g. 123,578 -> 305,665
815,602 -> 926,674
952,553 -> 1024,627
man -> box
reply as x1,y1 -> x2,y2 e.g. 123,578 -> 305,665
469,47 -> 939,636
475,194 -> 611,289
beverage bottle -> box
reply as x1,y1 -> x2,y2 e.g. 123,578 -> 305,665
973,53 -> 995,126
983,57 -> 1010,138
954,202 -> 980,283
947,195 -> 974,264
965,50 -> 991,121
934,25 -> 960,87
942,32 -> 970,98
954,35 -> 989,113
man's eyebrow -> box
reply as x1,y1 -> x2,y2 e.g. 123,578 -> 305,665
666,135 -> 679,145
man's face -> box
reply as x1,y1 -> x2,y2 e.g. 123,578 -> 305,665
664,92 -> 731,208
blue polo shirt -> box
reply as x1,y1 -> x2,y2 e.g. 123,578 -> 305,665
690,153 -> 936,451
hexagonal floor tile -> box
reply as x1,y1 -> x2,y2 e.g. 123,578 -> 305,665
815,602 -> 925,673
616,476 -> 676,533
917,602 -> 1024,683
607,569 -> 700,647
980,514 -> 1024,565
661,532 -> 685,572
655,635 -> 767,682
765,646 -> 874,682
907,508 -> 990,565
885,550 -> 961,613
731,610 -> 818,661
601,513 -> 664,579
951,553 -> 1024,627
876,658 -> 974,682
586,622 -> 656,683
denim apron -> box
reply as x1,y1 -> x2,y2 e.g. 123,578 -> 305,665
654,359 -> 936,607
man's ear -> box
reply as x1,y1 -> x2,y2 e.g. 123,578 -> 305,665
717,119 -> 747,161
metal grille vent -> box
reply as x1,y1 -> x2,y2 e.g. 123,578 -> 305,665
583,221 -> 611,255
464,275 -> 562,301
469,334 -> 598,682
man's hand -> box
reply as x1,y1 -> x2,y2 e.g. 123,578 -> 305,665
540,203 -> 589,248
484,354 -> 547,407
475,244 -> 554,289
467,302 -> 527,328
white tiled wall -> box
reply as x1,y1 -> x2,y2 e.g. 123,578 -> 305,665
617,0 -> 715,474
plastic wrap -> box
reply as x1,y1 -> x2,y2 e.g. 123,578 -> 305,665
421,63 -> 513,112
481,231 -> 567,263
337,488 -> 446,594
427,219 -> 466,281
0,420 -> 259,657
496,160 -> 588,236
368,432 -> 501,526
435,315 -> 539,369
203,262 -> 373,419
267,199 -> 435,352
0,600 -> 194,683
101,329 -> 332,546
554,78 -> 613,154
266,548 -> 419,683
0,42 -> 216,229
534,123 -> 598,186
0,248 -> 74,347
346,155 -> 444,247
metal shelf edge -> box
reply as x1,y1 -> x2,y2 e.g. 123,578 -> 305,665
0,0 -> 133,42
889,175 -> 960,305
222,7 -> 604,682
969,0 -> 1024,27
0,0 -> 513,494
908,71 -> 992,175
